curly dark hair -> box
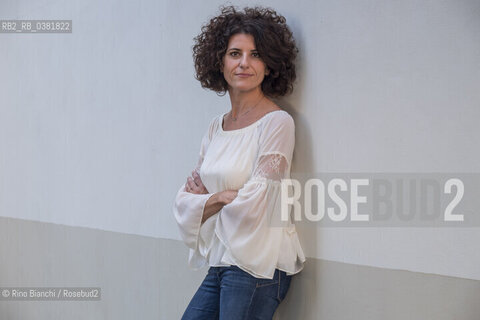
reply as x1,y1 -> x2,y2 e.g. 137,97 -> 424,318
192,6 -> 298,97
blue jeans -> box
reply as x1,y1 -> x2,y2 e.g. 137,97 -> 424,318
181,266 -> 292,320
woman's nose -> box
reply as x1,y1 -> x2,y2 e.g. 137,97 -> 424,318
239,54 -> 250,68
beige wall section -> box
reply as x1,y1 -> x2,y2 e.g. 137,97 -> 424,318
1,217 -> 479,320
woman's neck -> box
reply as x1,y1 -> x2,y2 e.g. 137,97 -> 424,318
228,87 -> 265,117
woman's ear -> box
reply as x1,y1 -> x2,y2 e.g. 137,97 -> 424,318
265,67 -> 270,76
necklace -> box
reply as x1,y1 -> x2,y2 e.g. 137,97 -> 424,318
230,95 -> 264,121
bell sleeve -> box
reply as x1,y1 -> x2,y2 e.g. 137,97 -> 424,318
215,112 -> 297,278
173,120 -> 216,251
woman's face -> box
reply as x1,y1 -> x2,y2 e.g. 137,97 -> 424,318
222,33 -> 269,94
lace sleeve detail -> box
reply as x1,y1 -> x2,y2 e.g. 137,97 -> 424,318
252,153 -> 289,181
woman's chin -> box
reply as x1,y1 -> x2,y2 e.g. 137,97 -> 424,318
228,85 -> 261,94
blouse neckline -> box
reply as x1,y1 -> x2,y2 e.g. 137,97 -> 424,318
219,110 -> 286,134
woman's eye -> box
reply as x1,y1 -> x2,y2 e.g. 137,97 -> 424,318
252,52 -> 260,58
230,52 -> 239,57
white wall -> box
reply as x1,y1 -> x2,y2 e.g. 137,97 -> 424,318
1,0 -> 479,280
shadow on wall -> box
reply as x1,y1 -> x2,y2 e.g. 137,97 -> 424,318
272,30 -> 321,317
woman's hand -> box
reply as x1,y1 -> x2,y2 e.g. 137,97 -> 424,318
185,170 -> 209,194
184,170 -> 239,223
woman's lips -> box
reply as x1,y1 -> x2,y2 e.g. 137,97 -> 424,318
235,73 -> 253,78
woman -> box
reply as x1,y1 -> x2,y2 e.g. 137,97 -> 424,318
173,6 -> 305,319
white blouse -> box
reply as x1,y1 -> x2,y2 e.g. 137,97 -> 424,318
173,110 -> 305,279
